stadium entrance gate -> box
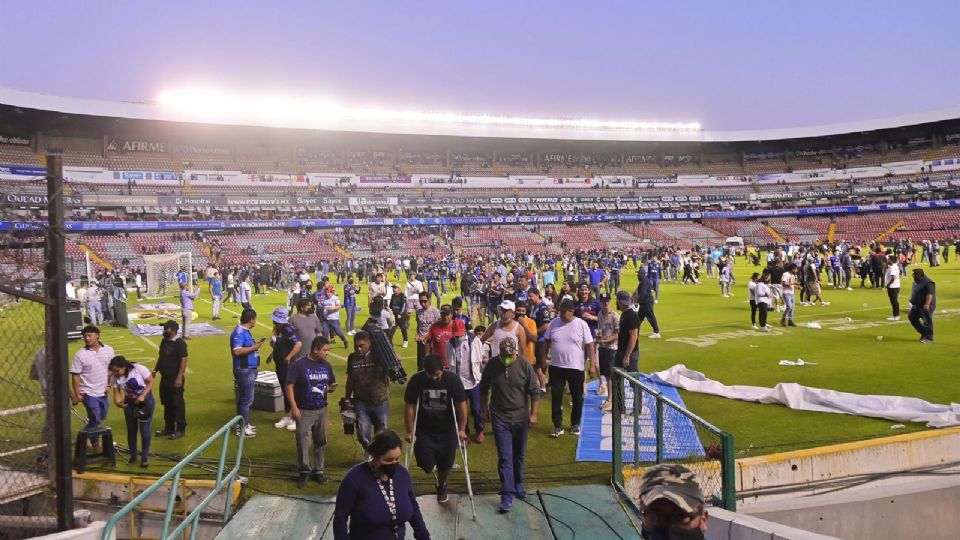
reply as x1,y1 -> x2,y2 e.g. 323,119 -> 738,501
0,154 -> 77,537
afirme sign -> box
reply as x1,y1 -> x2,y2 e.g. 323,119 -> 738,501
0,134 -> 31,146
107,138 -> 168,154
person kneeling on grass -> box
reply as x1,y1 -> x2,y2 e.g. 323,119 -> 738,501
109,355 -> 155,468
404,354 -> 467,504
285,336 -> 337,488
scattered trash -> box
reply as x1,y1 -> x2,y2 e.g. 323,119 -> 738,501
862,303 -> 869,308
749,345 -> 759,348
806,322 -> 822,329
876,336 -> 884,342
845,317 -> 853,322
890,424 -> 906,429
779,359 -> 817,366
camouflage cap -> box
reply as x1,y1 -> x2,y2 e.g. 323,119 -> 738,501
638,464 -> 704,514
499,336 -> 518,356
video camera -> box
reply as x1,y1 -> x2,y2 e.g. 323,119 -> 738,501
368,326 -> 408,384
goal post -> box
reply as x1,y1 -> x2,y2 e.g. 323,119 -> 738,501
143,252 -> 193,299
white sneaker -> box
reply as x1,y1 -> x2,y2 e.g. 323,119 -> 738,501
286,421 -> 297,432
654,299 -> 658,304
761,326 -> 771,333
243,425 -> 256,437
886,316 -> 900,321
821,302 -> 831,306
274,416 -> 292,429
402,341 -> 409,348
648,333 -> 661,339
751,324 -> 759,330
846,287 -> 853,291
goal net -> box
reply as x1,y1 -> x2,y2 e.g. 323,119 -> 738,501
143,252 -> 193,299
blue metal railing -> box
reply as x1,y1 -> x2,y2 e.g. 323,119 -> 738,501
101,416 -> 246,540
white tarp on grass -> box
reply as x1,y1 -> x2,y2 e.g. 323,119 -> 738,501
652,365 -> 960,428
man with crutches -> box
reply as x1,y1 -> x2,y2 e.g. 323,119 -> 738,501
404,354 -> 467,504
479,336 -> 541,514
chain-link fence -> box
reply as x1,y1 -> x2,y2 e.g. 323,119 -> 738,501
0,166 -> 77,538
610,368 -> 736,512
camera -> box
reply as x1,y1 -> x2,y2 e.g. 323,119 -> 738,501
339,398 -> 356,435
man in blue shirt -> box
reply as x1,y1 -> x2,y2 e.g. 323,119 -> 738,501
647,258 -> 662,303
285,336 -> 337,487
179,282 -> 200,340
588,262 -> 606,299
209,271 -> 223,321
231,309 -> 265,437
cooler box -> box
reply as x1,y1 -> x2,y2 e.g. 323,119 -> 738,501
253,371 -> 283,412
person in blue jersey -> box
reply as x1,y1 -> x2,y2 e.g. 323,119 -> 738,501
344,276 -> 361,336
425,266 -> 442,307
209,271 -> 223,320
333,429 -> 430,540
607,257 -> 622,296
109,355 -> 156,467
285,336 -> 337,487
231,309 -> 265,438
268,307 -> 303,432
176,269 -> 188,287
647,257 -> 662,303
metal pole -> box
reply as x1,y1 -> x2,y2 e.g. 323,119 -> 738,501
46,153 -> 74,531
721,432 -> 737,511
655,398 -> 664,464
611,370 -> 623,488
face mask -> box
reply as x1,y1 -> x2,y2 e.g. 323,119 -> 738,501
502,355 -> 515,367
379,463 -> 398,478
642,527 -> 704,540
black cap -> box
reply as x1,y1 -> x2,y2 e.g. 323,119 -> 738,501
598,293 -> 611,302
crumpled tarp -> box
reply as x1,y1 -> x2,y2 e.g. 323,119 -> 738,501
651,364 -> 960,428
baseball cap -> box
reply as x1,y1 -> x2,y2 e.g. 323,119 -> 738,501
451,296 -> 463,307
270,307 -> 289,324
639,464 -> 705,514
598,293 -> 611,302
616,290 -> 632,305
499,300 -> 516,311
499,336 -> 518,356
392,283 -> 401,289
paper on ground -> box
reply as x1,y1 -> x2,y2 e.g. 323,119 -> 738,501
652,364 -> 960,428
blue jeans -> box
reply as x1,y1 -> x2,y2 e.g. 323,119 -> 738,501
123,395 -> 155,459
652,279 -> 660,300
233,368 -> 257,425
464,386 -> 485,435
82,394 -> 109,444
354,400 -> 389,448
783,292 -> 796,321
87,301 -> 103,325
491,416 -> 529,501
325,319 -> 347,344
345,304 -> 358,332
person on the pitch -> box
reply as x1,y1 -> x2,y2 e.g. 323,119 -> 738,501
153,320 -> 188,439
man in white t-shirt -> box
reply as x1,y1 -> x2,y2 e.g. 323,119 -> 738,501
239,277 -> 253,309
544,299 -> 595,438
780,262 -> 798,327
884,255 -> 901,321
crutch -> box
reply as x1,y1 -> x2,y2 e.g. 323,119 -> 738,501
405,400 -> 419,469
451,399 -> 477,521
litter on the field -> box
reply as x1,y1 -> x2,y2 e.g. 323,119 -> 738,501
806,322 -> 822,329
890,424 -> 906,429
778,359 -> 816,366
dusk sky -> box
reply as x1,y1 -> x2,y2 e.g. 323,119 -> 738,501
2,1 -> 959,131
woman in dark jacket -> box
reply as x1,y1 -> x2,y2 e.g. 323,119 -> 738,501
333,430 -> 430,540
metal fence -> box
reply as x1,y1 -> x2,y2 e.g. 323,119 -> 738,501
610,368 -> 736,512
0,156 -> 75,538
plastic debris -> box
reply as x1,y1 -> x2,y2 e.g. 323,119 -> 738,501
806,322 -> 822,329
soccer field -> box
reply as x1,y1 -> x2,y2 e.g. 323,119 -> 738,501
65,255 -> 960,495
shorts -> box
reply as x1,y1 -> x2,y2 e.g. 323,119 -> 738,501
414,432 -> 457,474
770,284 -> 783,300
804,283 -> 820,296
598,347 -> 616,378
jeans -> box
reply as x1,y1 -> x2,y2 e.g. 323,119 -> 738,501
158,382 -> 187,433
428,283 -> 442,307
638,303 -> 659,333
87,301 -> 103,325
549,366 -> 584,429
491,416 -> 529,501
782,292 -> 795,322
295,407 -> 328,474
233,368 -> 257,425
908,306 -> 934,340
887,287 -> 900,317
81,394 -> 109,444
212,296 -> 221,318
325,319 -> 347,344
123,395 -> 155,459
464,385 -> 485,435
181,311 -> 190,339
354,400 -> 389,448
345,304 -> 358,332
652,279 -> 660,300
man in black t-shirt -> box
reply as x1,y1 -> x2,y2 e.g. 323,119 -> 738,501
615,291 -> 641,372
404,354 -> 467,504
154,320 -> 188,439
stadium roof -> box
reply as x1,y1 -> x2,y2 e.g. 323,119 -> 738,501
3,85 -> 960,144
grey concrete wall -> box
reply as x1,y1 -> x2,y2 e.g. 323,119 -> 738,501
745,475 -> 960,540
707,509 -> 840,540
30,521 -> 114,540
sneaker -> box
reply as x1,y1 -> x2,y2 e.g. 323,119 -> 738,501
654,299 -> 659,304
402,341 -> 409,348
846,287 -> 853,291
313,472 -> 328,485
886,316 -> 900,321
821,302 -> 831,306
780,319 -> 786,327
297,473 -> 310,489
155,429 -> 175,437
274,417 -> 293,429
169,431 -> 185,440
515,487 -> 527,500
571,424 -> 581,436
648,333 -> 661,339
127,455 -> 138,465
436,483 -> 449,504
920,338 -> 934,344
140,457 -> 149,468
287,421 -> 297,432
550,427 -> 565,438
243,425 -> 256,437
760,326 -> 771,333
752,324 -> 758,330
788,320 -> 797,327
499,495 -> 513,514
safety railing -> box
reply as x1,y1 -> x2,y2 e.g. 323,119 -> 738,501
610,368 -> 736,511
101,416 -> 246,540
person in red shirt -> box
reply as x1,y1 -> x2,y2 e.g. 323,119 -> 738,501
425,305 -> 464,368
